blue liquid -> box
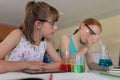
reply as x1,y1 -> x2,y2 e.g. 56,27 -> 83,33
99,59 -> 113,68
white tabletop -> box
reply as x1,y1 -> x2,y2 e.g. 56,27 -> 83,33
0,70 -> 119,80
88,70 -> 120,80
0,72 -> 50,80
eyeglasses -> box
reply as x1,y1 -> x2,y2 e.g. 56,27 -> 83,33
39,19 -> 56,25
85,24 -> 96,35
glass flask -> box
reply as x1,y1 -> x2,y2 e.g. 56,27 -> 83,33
59,50 -> 71,71
98,40 -> 113,68
71,54 -> 85,73
99,50 -> 113,68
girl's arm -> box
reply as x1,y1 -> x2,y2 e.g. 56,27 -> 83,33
0,29 -> 28,73
60,35 -> 70,54
85,37 -> 106,71
41,38 -> 62,70
0,29 -> 44,73
86,48 -> 113,71
60,35 -> 71,62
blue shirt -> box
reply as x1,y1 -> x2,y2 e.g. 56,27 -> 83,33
69,35 -> 78,55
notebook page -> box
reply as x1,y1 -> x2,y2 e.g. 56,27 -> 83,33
52,72 -> 111,80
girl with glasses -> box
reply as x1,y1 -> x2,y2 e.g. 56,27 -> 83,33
59,18 -> 113,71
0,1 -> 62,73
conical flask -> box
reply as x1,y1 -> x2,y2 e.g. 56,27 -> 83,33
98,40 -> 113,68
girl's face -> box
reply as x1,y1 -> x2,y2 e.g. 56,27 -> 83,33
80,23 -> 101,43
39,20 -> 58,38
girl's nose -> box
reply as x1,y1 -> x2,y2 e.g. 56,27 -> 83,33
54,25 -> 58,30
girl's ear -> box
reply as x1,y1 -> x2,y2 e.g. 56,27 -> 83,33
34,20 -> 41,30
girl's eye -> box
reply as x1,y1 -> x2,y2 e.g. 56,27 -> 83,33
50,22 -> 55,25
89,30 -> 95,35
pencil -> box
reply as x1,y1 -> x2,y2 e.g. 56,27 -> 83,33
100,71 -> 120,78
49,73 -> 53,80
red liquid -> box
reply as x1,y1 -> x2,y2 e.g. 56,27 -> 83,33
59,64 -> 71,72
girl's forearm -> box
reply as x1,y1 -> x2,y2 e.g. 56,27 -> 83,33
78,47 -> 89,55
88,62 -> 108,71
0,61 -> 28,73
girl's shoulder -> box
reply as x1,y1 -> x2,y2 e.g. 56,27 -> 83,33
60,35 -> 70,46
0,29 -> 23,55
61,35 -> 69,40
3,28 -> 23,45
10,29 -> 23,38
10,28 -> 23,35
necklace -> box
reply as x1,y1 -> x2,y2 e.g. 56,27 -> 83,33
80,39 -> 87,47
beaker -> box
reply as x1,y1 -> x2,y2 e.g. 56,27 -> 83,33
71,54 -> 85,73
59,50 -> 71,71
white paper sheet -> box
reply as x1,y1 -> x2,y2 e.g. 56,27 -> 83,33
108,69 -> 120,73
0,72 -> 50,80
52,72 -> 111,80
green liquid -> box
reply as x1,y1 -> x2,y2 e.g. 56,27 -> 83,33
71,64 -> 84,73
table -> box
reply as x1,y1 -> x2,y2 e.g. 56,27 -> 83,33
88,70 -> 120,80
0,70 -> 119,80
0,72 -> 50,80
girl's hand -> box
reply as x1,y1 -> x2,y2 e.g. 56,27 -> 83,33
108,66 -> 114,71
107,60 -> 115,71
103,60 -> 115,71
86,35 -> 99,48
27,61 -> 45,71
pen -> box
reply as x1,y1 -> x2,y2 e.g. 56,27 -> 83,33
100,72 -> 120,78
49,73 -> 53,80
